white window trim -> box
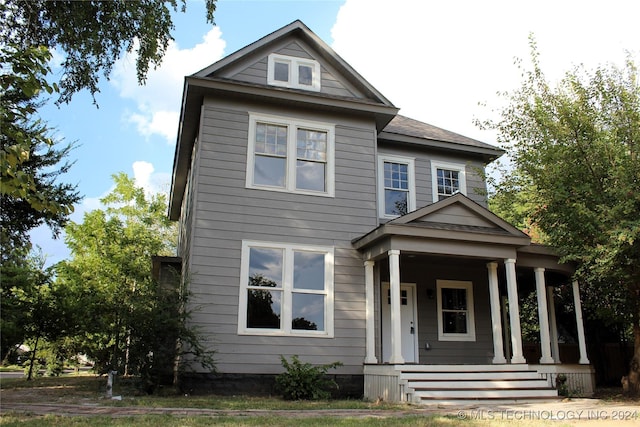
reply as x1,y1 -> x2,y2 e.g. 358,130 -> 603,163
436,280 -> 476,342
377,154 -> 416,219
431,160 -> 467,202
246,112 -> 335,197
267,53 -> 321,92
238,240 -> 335,338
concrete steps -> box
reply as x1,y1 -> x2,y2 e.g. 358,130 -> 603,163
399,364 -> 559,405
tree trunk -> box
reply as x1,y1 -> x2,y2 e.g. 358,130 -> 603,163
26,334 -> 40,381
112,316 -> 121,373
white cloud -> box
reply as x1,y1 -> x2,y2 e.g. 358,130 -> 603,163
132,160 -> 172,196
111,27 -> 227,144
331,0 -> 640,144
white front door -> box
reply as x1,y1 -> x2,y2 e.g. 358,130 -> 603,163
382,283 -> 418,363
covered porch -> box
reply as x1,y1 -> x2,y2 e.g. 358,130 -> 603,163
353,194 -> 594,403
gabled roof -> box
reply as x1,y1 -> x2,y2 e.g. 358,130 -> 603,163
353,193 -> 531,250
380,115 -> 504,161
194,20 -> 395,108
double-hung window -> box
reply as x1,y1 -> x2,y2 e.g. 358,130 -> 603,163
267,54 -> 321,91
247,113 -> 335,196
377,154 -> 416,218
238,241 -> 334,337
431,161 -> 467,202
436,280 -> 476,341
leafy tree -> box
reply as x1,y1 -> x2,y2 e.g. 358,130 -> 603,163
1,44 -> 81,256
481,40 -> 640,394
0,250 -> 69,378
57,174 -> 214,390
0,0 -> 217,104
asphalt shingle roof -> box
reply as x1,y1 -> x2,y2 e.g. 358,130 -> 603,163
382,114 -> 502,153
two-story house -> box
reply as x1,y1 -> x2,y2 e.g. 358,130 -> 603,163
167,20 -> 594,403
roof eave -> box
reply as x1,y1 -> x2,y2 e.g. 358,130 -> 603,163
353,223 -> 531,251
378,131 -> 505,161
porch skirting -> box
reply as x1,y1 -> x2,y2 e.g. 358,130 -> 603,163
534,364 -> 596,397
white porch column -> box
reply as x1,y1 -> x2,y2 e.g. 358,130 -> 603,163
388,250 -> 404,364
487,262 -> 507,364
572,280 -> 590,364
547,286 -> 561,363
364,260 -> 378,364
534,268 -> 554,364
505,259 -> 526,364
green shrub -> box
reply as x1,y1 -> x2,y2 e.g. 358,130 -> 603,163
275,355 -> 342,400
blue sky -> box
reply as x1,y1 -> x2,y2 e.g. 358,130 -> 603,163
31,0 -> 639,265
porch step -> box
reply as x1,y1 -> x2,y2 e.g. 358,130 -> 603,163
408,379 -> 552,389
399,365 -> 558,405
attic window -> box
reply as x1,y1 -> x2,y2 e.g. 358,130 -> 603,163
268,54 -> 320,91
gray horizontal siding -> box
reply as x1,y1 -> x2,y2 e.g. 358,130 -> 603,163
187,101 -> 377,374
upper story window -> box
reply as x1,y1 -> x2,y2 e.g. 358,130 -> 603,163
247,113 -> 335,197
431,160 -> 467,202
377,154 -> 416,218
436,280 -> 476,342
238,240 -> 335,337
267,54 -> 321,92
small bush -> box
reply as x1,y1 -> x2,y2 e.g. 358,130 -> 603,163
275,355 -> 342,400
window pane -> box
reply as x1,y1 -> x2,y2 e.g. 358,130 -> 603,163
293,251 -> 325,290
384,162 -> 408,190
247,289 -> 282,329
292,293 -> 324,331
441,288 -> 467,310
254,155 -> 286,187
437,168 -> 460,197
248,247 -> 282,287
298,65 -> 313,86
296,160 -> 325,192
274,62 -> 289,82
443,311 -> 467,334
256,123 -> 287,156
296,129 -> 327,161
385,189 -> 408,216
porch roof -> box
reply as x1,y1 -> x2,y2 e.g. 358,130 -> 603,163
352,193 -> 532,260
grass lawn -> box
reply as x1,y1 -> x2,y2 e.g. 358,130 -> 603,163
1,374 -> 637,426
0,413 -> 559,427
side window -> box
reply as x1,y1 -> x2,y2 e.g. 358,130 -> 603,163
436,280 -> 476,341
267,54 -> 321,91
239,241 -> 334,337
431,161 -> 467,202
247,113 -> 335,197
377,154 -> 416,218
